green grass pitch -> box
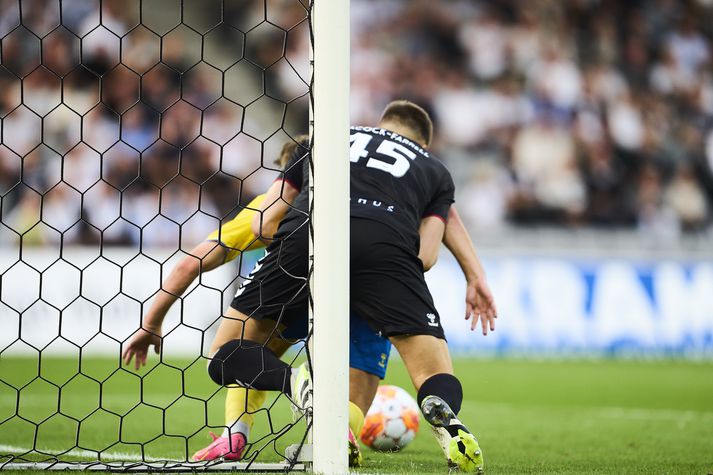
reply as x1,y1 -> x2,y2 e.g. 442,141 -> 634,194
1,356 -> 712,474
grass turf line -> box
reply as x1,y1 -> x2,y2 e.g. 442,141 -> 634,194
1,357 -> 712,474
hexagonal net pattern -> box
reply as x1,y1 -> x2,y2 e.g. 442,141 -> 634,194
0,0 -> 311,470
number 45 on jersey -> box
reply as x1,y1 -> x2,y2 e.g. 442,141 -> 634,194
350,132 -> 416,178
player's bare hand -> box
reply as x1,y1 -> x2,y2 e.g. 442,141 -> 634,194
122,325 -> 162,370
464,277 -> 497,335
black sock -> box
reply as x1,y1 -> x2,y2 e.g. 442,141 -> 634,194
418,373 -> 466,436
417,373 -> 463,415
208,339 -> 292,395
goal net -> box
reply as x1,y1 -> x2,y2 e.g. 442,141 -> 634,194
0,0 -> 348,472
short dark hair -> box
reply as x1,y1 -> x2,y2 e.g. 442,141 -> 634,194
379,100 -> 433,146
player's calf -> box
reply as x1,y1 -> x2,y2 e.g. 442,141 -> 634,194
208,339 -> 314,418
418,374 -> 484,474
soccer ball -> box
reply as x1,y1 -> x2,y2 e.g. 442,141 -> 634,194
360,385 -> 420,452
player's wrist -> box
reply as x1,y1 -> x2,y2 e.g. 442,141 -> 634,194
141,317 -> 162,333
465,264 -> 487,283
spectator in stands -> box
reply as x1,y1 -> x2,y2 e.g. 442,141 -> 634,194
1,0 -> 712,245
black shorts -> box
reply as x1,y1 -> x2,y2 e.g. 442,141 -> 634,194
230,222 -> 309,333
350,217 -> 445,339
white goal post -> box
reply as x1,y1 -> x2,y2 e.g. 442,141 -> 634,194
310,0 -> 350,474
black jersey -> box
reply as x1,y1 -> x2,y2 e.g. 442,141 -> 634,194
350,126 -> 455,249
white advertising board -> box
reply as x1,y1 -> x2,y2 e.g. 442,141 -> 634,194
2,248 -> 713,356
429,254 -> 713,355
0,247 -> 239,357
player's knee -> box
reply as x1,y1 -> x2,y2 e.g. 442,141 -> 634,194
207,340 -> 235,385
207,339 -> 261,386
417,373 -> 463,415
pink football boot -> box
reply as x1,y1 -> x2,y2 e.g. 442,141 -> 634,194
191,431 -> 247,461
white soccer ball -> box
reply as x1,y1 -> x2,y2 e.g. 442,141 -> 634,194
360,385 -> 420,452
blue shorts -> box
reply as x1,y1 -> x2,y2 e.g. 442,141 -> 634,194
349,312 -> 392,380
280,312 -> 391,380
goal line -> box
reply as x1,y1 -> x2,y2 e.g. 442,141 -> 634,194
2,462 -> 306,473
0,443 -> 307,472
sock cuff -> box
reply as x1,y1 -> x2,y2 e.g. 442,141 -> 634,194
417,373 -> 463,415
222,420 -> 250,439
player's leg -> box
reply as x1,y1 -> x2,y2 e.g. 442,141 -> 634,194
212,307 -> 295,444
221,317 -> 294,442
349,368 -> 379,420
194,308 -> 295,461
222,307 -> 308,443
207,309 -> 305,400
346,311 -> 392,466
207,310 -> 390,466
390,334 -> 482,473
211,310 -> 387,404
209,307 -> 292,355
346,368 -> 377,467
208,223 -> 310,395
388,334 -> 453,390
348,311 -> 390,416
350,219 -> 483,473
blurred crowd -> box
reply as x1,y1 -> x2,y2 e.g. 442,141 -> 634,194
1,0 -> 713,248
0,0 -> 309,247
353,0 -> 713,237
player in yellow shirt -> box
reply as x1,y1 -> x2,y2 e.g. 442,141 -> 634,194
204,195 -> 266,259
122,137 -> 393,464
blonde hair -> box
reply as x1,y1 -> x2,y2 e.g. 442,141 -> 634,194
275,135 -> 309,168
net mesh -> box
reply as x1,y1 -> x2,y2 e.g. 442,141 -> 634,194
0,0 -> 311,470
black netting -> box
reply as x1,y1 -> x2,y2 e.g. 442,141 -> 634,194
0,0 -> 311,470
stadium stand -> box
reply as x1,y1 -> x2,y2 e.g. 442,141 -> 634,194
2,0 -> 712,245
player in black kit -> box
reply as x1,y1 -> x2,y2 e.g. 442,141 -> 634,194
206,101 -> 497,472
349,101 -> 496,473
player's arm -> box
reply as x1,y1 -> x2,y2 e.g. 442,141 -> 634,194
251,179 -> 299,243
122,241 -> 227,369
443,205 -> 497,335
142,241 -> 227,329
418,216 -> 446,271
419,169 -> 454,271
